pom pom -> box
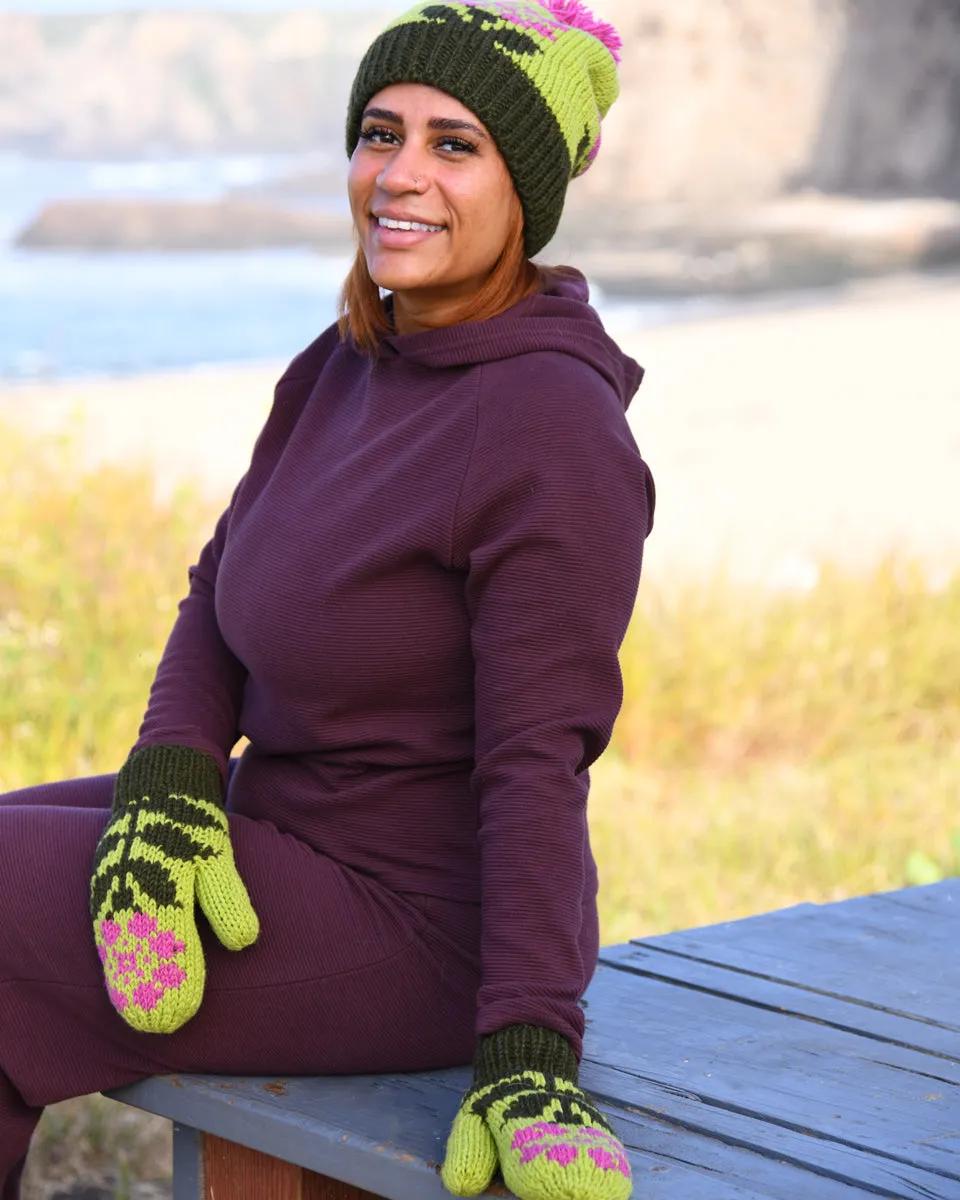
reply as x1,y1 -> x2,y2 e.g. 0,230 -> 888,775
541,0 -> 623,62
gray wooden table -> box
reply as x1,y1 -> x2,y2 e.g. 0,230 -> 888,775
109,880 -> 960,1198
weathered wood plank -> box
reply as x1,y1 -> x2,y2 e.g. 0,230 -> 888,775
117,1027 -> 960,1200
598,941 -> 958,1057
582,1103 -> 888,1199
581,1064 -> 956,1200
631,882 -> 960,1026
203,1134 -> 385,1199
301,1173 -> 385,1200
119,1069 -> 895,1200
578,964 -> 960,1189
204,1135 -> 305,1199
879,880 -> 960,921
127,1072 -> 462,1200
172,1124 -> 203,1200
110,884 -> 960,1200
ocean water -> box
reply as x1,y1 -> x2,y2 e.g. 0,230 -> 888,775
0,152 -> 702,382
0,153 -> 352,381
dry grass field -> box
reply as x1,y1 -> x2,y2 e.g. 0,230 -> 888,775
6,272 -> 960,1196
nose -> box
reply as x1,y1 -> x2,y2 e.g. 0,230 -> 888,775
376,141 -> 429,195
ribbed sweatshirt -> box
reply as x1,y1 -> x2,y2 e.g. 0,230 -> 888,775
134,268 -> 655,1055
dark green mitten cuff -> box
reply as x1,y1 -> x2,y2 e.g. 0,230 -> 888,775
474,1024 -> 580,1087
114,745 -> 223,816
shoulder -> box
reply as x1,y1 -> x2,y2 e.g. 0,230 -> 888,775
243,324 -> 349,468
274,322 -> 344,391
476,350 -> 631,445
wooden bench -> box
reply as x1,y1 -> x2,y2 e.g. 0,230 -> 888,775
108,879 -> 960,1198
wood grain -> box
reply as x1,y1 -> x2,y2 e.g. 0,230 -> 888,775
204,1134 -> 384,1200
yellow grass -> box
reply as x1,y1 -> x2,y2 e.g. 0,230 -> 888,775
591,747 -> 960,943
5,419 -> 958,1193
0,422 -> 211,792
615,561 -> 960,768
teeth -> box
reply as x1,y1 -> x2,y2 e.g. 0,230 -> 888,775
378,217 -> 444,233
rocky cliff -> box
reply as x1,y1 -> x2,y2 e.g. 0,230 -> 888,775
806,0 -> 960,198
3,2 -> 960,206
569,0 -> 960,217
7,2 -> 960,289
0,9 -> 389,158
570,0 -> 843,212
15,198 -> 352,252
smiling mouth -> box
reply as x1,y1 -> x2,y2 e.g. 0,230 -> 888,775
376,216 -> 446,233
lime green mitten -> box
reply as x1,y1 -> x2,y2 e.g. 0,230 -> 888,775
89,745 -> 259,1034
442,1025 -> 632,1200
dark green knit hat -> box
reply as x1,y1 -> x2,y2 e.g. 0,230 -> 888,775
345,1 -> 622,258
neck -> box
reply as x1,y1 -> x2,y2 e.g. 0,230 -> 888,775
391,291 -> 460,336
391,263 -> 541,335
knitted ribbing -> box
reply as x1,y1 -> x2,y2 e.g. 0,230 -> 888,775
474,1024 -> 579,1086
114,744 -> 221,817
90,744 -> 259,1033
345,1 -> 621,256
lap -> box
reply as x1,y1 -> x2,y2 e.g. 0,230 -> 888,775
0,796 -> 479,1108
0,773 -> 115,809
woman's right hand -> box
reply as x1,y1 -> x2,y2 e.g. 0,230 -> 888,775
89,744 -> 259,1034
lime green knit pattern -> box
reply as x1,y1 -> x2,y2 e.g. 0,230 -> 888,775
90,745 -> 259,1034
345,1 -> 621,256
442,1026 -> 633,1199
380,3 -> 618,172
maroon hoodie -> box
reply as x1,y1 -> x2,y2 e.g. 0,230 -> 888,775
135,269 -> 655,1055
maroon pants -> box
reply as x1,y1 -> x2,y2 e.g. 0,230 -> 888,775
0,774 -> 483,1199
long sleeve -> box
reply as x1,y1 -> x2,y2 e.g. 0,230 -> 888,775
133,326 -> 340,783
133,492 -> 248,782
453,353 -> 654,1055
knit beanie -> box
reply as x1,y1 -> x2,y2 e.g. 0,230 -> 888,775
345,1 -> 623,258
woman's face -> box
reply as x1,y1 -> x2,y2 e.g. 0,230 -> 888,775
348,82 -> 517,334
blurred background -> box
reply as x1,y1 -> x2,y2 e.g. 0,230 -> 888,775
3,0 -> 960,378
3,2 -> 960,1196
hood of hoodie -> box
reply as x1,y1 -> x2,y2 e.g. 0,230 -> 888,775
380,268 -> 644,412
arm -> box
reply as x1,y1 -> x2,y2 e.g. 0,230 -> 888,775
455,356 -> 655,1053
133,326 -> 343,780
91,334 -> 342,1033
133,496 -> 247,782
444,356 -> 652,1198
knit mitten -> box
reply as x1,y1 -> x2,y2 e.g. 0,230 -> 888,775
90,745 -> 259,1034
442,1025 -> 632,1200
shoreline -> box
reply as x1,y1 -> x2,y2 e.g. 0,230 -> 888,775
4,270 -> 960,582
2,261 -> 956,387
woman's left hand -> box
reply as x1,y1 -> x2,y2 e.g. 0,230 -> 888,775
441,1026 -> 632,1199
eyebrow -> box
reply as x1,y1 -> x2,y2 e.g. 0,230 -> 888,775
361,107 -> 488,139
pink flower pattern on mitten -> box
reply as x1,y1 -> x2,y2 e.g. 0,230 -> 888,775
511,1122 -> 631,1177
97,912 -> 187,1015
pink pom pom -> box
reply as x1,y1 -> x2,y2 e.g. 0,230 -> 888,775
541,0 -> 623,62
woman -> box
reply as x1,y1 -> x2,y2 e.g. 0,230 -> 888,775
0,3 -> 654,1198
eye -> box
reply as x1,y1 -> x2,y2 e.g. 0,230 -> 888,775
358,124 -> 399,146
437,136 -> 479,156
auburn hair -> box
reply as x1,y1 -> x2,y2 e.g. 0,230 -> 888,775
337,193 -> 543,353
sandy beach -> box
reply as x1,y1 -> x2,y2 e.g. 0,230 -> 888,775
3,270 -> 959,583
